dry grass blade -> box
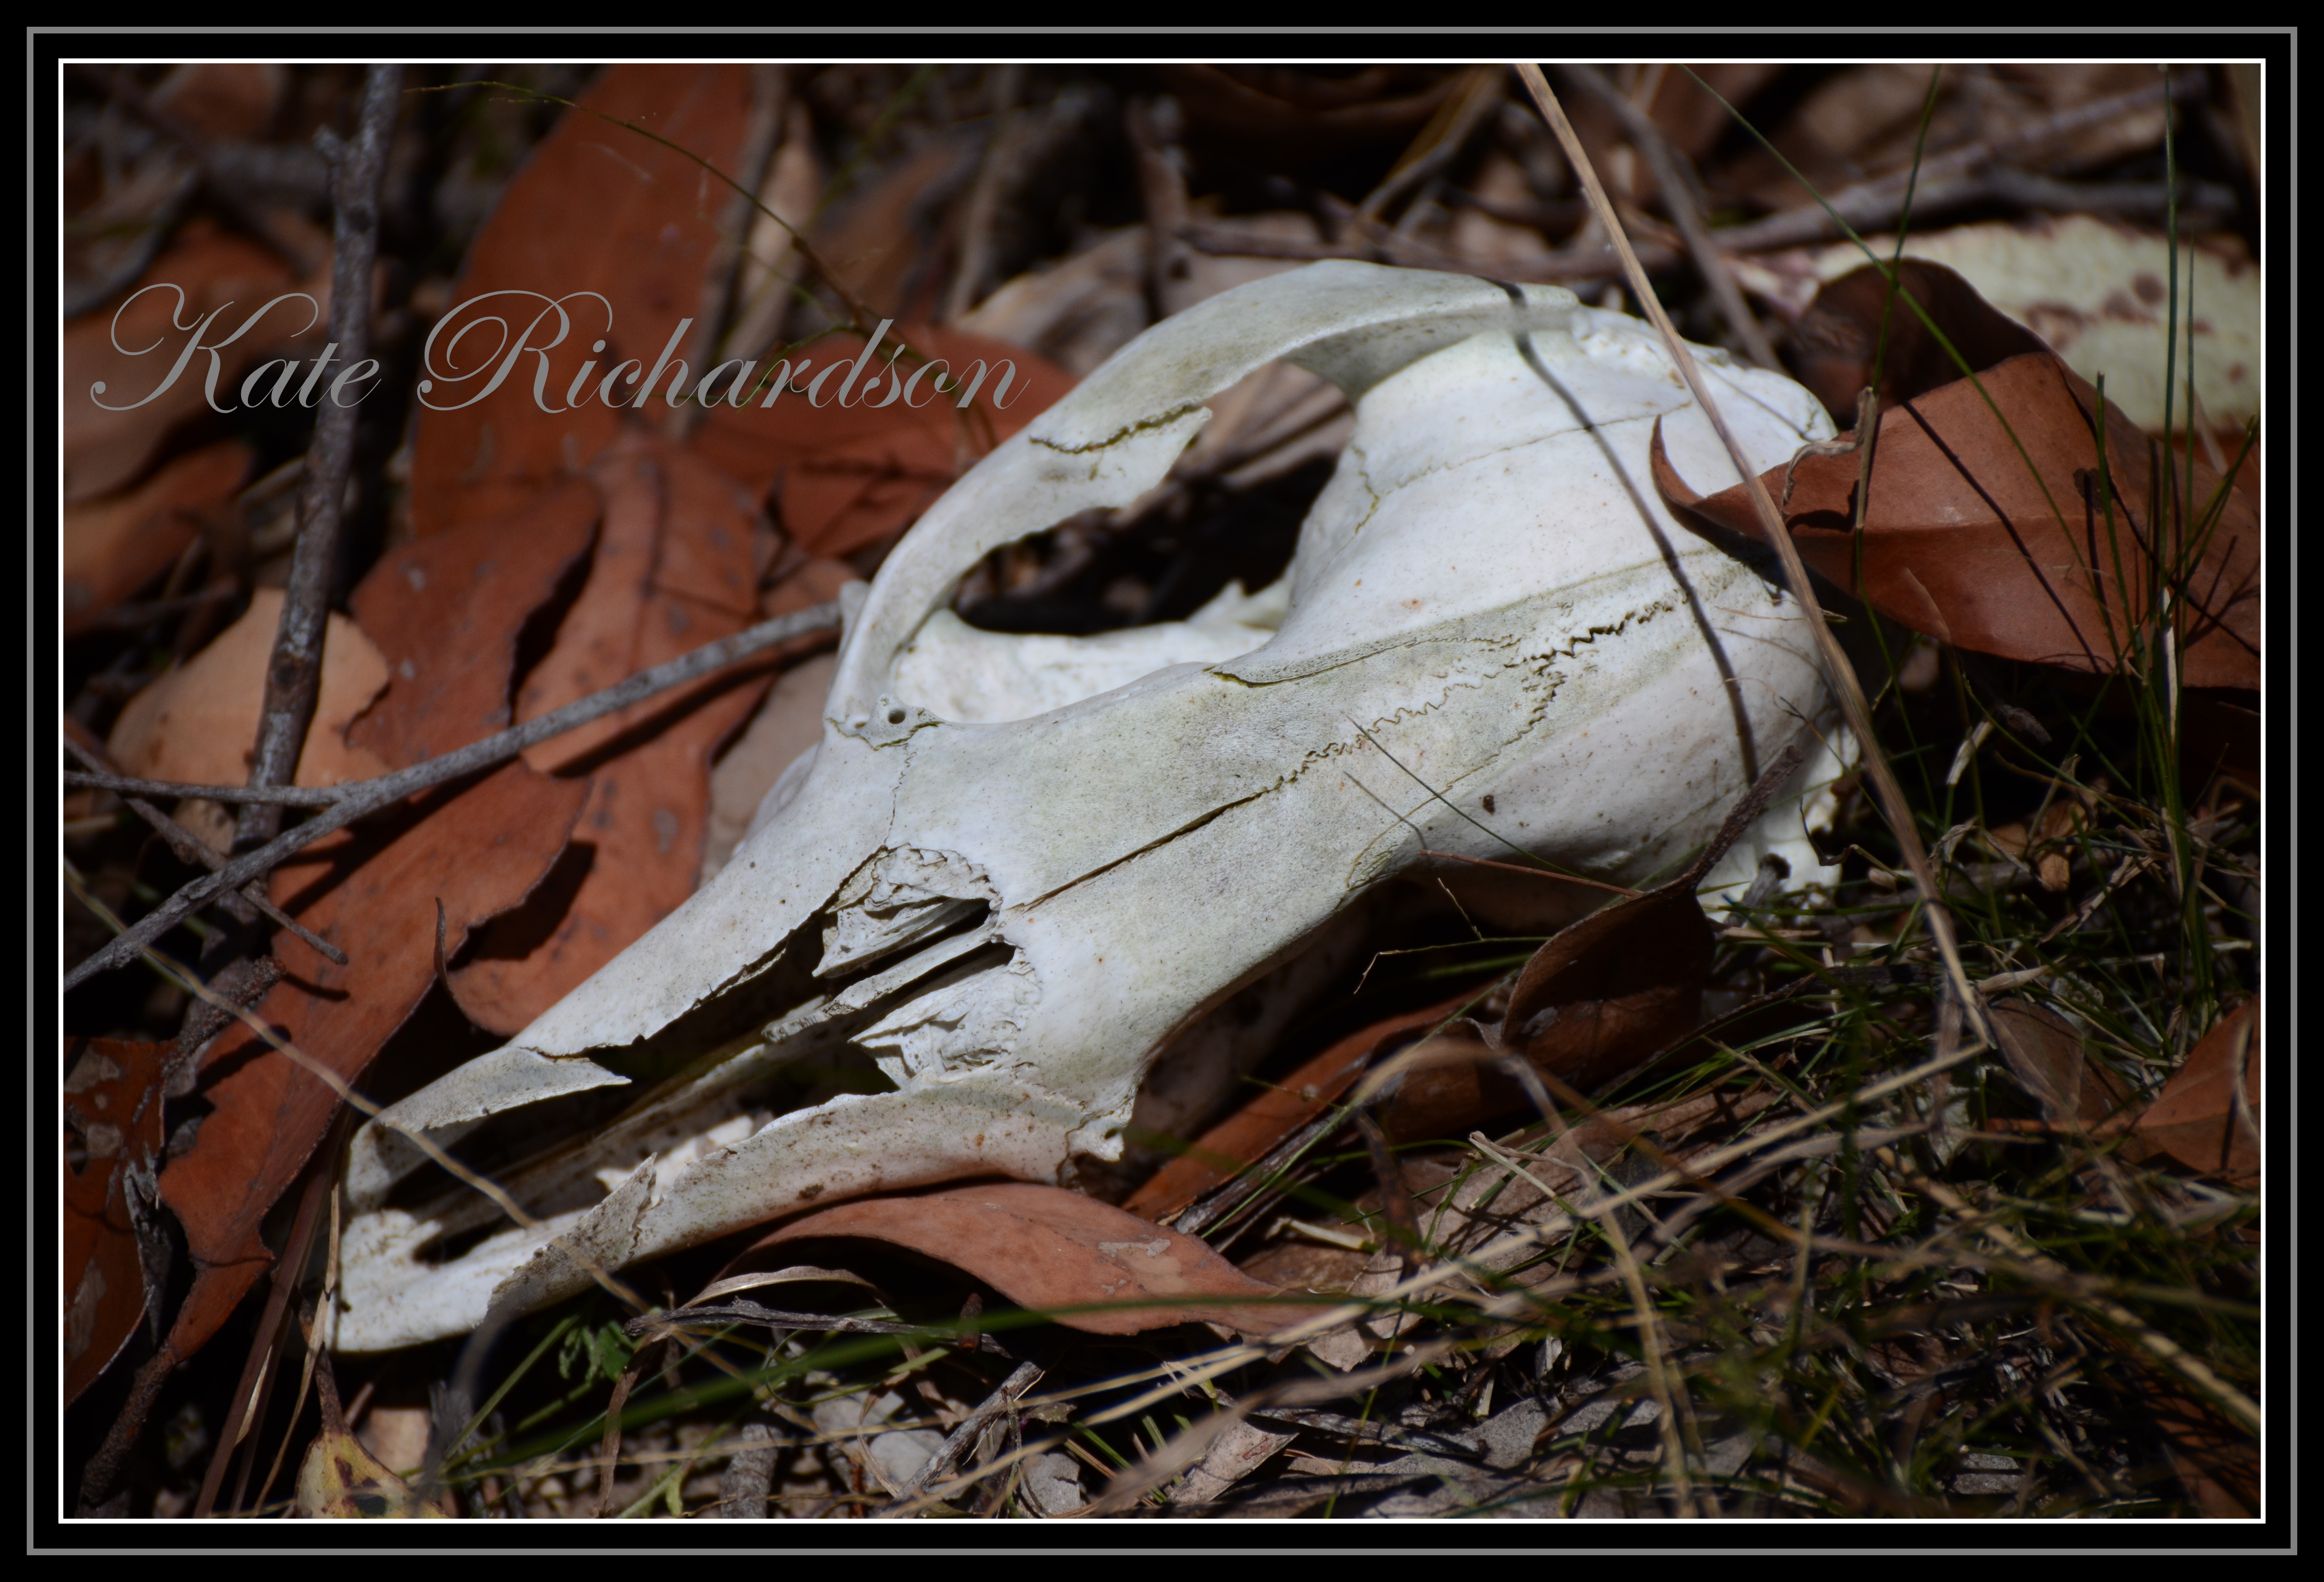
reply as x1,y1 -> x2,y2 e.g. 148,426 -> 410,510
1514,62 -> 1984,1043
1557,63 -> 1779,370
1900,1166 -> 2258,1434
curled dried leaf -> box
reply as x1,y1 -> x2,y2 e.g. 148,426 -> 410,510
1654,350 -> 2258,690
2136,997 -> 2260,1187
1486,743 -> 1809,1098
1123,987 -> 1478,1222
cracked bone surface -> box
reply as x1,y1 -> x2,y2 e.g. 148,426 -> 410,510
334,261 -> 1846,1351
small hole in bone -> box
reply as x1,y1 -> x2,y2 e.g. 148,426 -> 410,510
886,706 -> 907,725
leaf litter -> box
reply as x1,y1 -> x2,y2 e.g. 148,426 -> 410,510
61,59 -> 2265,1522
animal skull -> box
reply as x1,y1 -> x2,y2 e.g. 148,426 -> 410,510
332,262 -> 1847,1352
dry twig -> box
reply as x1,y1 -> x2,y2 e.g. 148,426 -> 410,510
882,1359 -> 1043,1512
1705,78 -> 2199,254
63,737 -> 344,964
1558,63 -> 1779,370
62,601 -> 841,990
232,65 -> 400,857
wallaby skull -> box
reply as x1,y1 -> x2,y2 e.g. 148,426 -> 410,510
332,261 -> 1845,1351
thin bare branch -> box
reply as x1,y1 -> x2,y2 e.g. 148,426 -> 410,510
72,63 -> 325,276
233,64 -> 400,857
1558,63 -> 1779,370
63,738 -> 345,965
1705,78 -> 2198,255
62,600 -> 840,992
881,1359 -> 1043,1512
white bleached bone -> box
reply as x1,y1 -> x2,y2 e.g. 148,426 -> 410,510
333,261 -> 1847,1352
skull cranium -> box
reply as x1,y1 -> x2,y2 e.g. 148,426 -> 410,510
332,261 -> 1846,1352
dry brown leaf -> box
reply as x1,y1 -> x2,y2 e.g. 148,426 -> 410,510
1784,249 -> 2258,532
404,65 -> 757,539
1653,346 -> 2259,691
1372,1022 -> 1530,1146
450,428 -> 768,1033
381,65 -> 804,1037
1123,988 -> 1485,1223
64,1038 -> 169,1406
1787,257 -> 2052,423
151,514 -> 606,1366
1463,764 -> 1803,1111
2145,1376 -> 2259,1518
739,1181 -> 1323,1337
62,439 -> 251,635
142,452 -> 612,1369
106,588 -> 394,791
65,219 -> 326,504
956,226 -> 1150,377
1768,225 -> 2258,438
2136,997 -> 2260,1187
1986,998 -> 2140,1134
1490,873 -> 1714,1098
345,477 -> 603,770
157,762 -> 588,1366
690,321 -> 1076,560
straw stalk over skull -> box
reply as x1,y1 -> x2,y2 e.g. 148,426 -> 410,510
332,262 -> 1849,1352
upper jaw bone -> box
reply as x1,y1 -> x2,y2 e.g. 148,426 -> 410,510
332,261 -> 1844,1353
